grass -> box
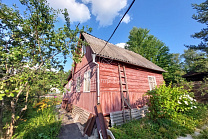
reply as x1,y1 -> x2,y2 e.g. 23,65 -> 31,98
193,127 -> 208,139
110,104 -> 208,139
12,98 -> 62,139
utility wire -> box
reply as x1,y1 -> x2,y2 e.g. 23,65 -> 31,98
98,0 -> 135,54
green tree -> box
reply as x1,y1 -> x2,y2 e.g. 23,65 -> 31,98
181,49 -> 208,73
125,27 -> 181,84
0,0 -> 91,137
187,1 -> 208,54
185,1 -> 208,73
126,27 -> 171,69
163,53 -> 185,84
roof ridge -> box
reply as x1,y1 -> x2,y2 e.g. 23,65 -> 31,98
82,32 -> 144,57
82,32 -> 123,49
81,32 -> 166,72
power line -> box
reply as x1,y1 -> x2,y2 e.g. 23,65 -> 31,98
98,0 -> 136,54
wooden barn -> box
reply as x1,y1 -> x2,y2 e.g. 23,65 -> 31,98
63,32 -> 165,117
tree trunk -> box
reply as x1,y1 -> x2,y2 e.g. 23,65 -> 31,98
0,100 -> 3,138
9,100 -> 15,138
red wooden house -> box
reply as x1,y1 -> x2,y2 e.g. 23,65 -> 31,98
64,32 -> 165,115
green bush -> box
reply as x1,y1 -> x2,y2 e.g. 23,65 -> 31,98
12,99 -> 61,139
111,105 -> 208,139
146,84 -> 197,120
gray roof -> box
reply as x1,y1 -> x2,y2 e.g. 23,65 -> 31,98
82,32 -> 166,72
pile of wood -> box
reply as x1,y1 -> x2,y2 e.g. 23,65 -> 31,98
83,104 -> 115,139
110,105 -> 148,126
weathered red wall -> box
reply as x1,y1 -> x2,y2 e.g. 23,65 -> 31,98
65,45 -> 164,115
98,59 -> 164,114
65,45 -> 97,113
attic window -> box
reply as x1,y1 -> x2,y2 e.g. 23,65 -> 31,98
84,70 -> 91,92
82,45 -> 86,55
76,76 -> 81,92
148,76 -> 157,91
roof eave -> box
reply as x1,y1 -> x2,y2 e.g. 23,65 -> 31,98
96,54 -> 166,73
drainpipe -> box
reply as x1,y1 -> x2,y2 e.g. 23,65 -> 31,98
92,53 -> 100,104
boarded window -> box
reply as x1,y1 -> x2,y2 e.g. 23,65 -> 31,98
76,76 -> 81,92
84,70 -> 91,92
148,76 -> 157,91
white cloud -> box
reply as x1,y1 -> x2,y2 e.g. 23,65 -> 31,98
47,0 -> 90,23
116,43 -> 127,48
122,14 -> 131,24
82,0 -> 128,26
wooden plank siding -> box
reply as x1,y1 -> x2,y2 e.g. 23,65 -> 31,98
65,45 -> 98,114
64,44 -> 164,115
98,59 -> 164,114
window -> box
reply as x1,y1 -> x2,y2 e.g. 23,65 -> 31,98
84,70 -> 91,92
82,45 -> 86,55
148,76 -> 157,91
67,81 -> 72,93
76,76 -> 81,92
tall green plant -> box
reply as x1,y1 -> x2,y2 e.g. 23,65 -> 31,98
146,84 -> 197,120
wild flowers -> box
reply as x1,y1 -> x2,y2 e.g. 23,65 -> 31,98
33,97 -> 61,111
177,94 -> 197,111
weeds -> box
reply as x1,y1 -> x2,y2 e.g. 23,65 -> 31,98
12,98 -> 61,139
110,84 -> 208,139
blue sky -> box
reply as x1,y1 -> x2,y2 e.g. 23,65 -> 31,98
3,0 -> 206,72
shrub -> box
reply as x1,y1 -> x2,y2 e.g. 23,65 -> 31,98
146,84 -> 197,120
13,98 -> 61,139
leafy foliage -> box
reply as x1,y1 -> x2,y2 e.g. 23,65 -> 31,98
146,84 -> 197,120
13,98 -> 61,139
125,27 -> 183,84
163,53 -> 185,84
0,0 -> 91,137
181,49 -> 208,73
111,104 -> 208,139
111,88 -> 208,139
187,1 -> 208,54
126,27 -> 171,69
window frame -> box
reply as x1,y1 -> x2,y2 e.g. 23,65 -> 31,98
82,45 -> 86,55
83,70 -> 91,92
76,76 -> 81,92
67,80 -> 72,93
148,76 -> 157,91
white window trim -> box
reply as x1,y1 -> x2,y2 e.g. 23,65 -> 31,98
82,45 -> 86,55
68,80 -> 72,93
83,70 -> 91,92
148,76 -> 157,91
76,76 -> 81,92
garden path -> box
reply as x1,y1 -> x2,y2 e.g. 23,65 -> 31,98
58,109 -> 98,139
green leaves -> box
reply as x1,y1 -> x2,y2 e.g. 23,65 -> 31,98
125,27 -> 182,84
0,0 -> 91,136
146,84 -> 197,120
0,93 -> 5,100
186,1 -> 208,55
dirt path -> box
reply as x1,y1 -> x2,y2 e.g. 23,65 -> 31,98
58,109 -> 88,139
58,109 -> 97,139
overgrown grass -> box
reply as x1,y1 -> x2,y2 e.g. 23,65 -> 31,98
111,104 -> 208,139
12,98 -> 61,139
